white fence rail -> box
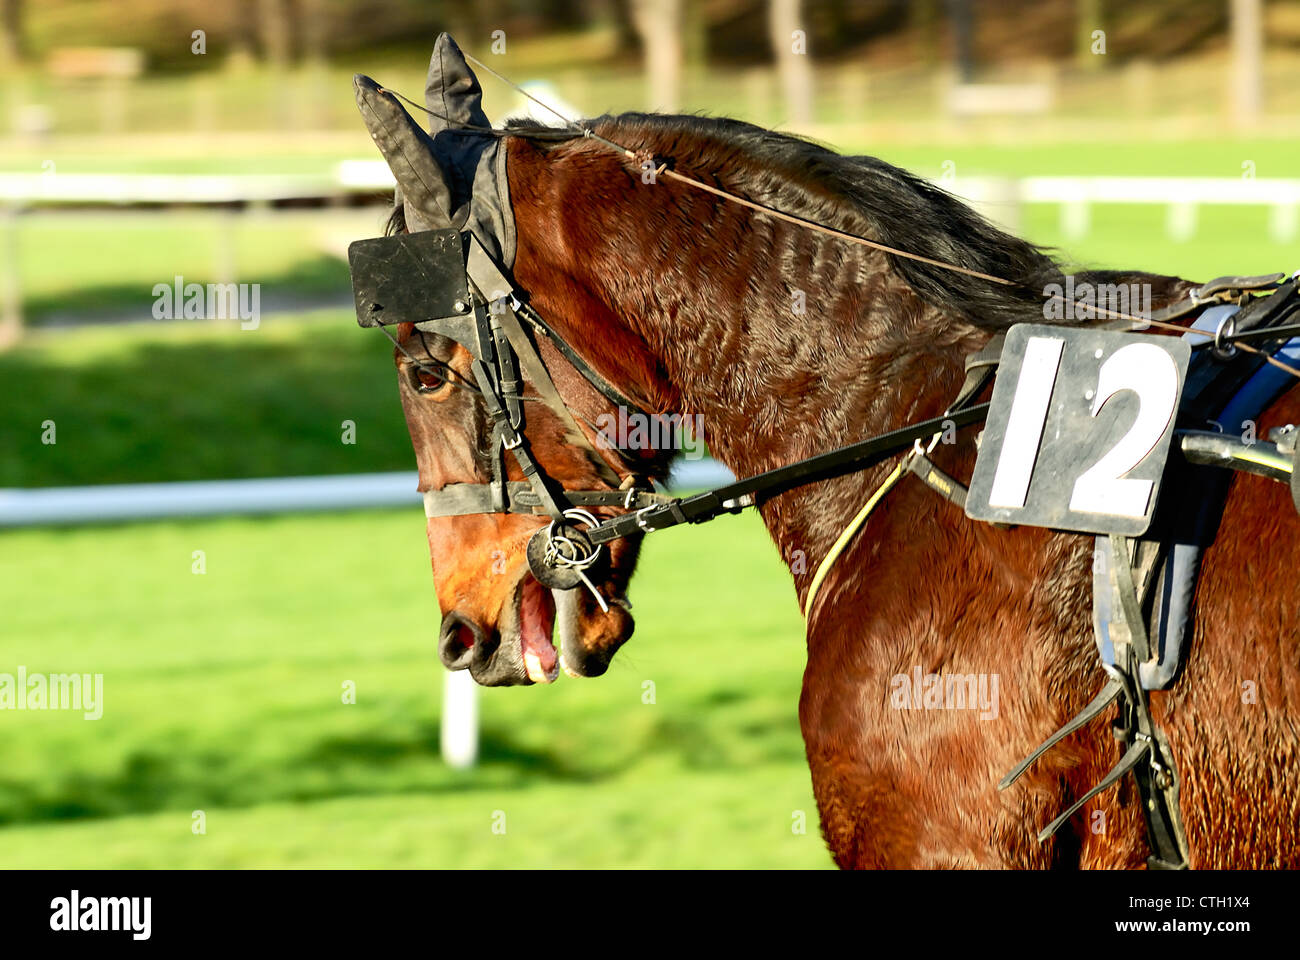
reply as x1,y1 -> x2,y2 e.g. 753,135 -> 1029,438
0,460 -> 733,529
0,459 -> 736,771
0,472 -> 420,527
1,165 -> 1295,236
335,160 -> 1300,243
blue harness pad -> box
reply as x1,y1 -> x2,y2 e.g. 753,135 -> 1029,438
1093,307 -> 1300,689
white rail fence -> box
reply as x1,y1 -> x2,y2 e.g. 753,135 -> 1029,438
1,165 -> 1295,233
338,161 -> 1300,243
4,166 -> 1295,334
0,459 -> 736,770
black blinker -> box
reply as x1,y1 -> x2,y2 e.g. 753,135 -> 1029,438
348,228 -> 472,328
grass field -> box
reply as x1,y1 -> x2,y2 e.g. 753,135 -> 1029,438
0,508 -> 823,868
0,311 -> 412,487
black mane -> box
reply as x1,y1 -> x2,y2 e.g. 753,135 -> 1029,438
580,112 -> 1067,330
411,112 -> 1170,332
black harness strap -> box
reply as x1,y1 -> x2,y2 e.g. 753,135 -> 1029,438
1002,534 -> 1191,869
424,481 -> 671,518
492,301 -> 623,486
581,403 -> 990,546
906,455 -> 968,508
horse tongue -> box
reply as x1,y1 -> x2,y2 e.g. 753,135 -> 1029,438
520,578 -> 558,684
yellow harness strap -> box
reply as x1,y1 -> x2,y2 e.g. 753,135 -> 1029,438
802,459 -> 908,619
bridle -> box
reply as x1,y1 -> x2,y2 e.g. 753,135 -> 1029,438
349,215 -> 1004,617
349,225 -> 678,609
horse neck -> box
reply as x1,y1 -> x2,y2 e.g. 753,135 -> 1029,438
583,206 -> 982,570
510,135 -> 984,572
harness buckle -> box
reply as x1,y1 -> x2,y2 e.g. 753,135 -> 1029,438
635,504 -> 659,531
1212,310 -> 1238,360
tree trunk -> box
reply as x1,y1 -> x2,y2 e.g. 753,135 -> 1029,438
256,0 -> 292,68
630,0 -> 682,112
1230,0 -> 1263,123
769,0 -> 812,127
944,0 -> 974,83
0,0 -> 23,69
1076,0 -> 1103,70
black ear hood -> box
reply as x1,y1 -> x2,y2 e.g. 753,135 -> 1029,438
354,32 -> 515,271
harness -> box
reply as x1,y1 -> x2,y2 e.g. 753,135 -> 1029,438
349,32 -> 1300,871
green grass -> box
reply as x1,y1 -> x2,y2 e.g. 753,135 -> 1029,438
0,311 -> 415,487
0,508 -> 825,868
11,210 -> 378,325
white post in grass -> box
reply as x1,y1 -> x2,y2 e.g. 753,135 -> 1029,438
441,668 -> 479,769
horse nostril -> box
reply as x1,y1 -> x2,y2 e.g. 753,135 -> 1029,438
438,612 -> 485,670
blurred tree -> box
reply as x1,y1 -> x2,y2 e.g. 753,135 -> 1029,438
945,0 -> 974,81
630,0 -> 681,111
1077,0 -> 1104,70
0,0 -> 22,67
256,0 -> 292,65
607,0 -> 641,55
1230,0 -> 1263,122
769,0 -> 812,126
257,0 -> 291,67
300,0 -> 327,65
911,0 -> 940,66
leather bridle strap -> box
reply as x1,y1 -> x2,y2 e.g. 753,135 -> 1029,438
419,235 -> 658,522
424,482 -> 672,519
491,302 -> 622,486
580,402 -> 991,547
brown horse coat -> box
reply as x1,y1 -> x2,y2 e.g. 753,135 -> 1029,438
492,115 -> 1299,868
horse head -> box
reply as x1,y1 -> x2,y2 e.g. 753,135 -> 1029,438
352,35 -> 675,686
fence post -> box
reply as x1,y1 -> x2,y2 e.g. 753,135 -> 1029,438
441,668 -> 479,769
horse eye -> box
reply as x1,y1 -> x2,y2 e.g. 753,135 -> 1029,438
412,364 -> 448,393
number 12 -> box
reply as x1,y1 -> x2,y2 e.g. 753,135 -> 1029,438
988,338 -> 1180,519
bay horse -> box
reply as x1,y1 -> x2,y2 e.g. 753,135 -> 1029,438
361,48 -> 1299,869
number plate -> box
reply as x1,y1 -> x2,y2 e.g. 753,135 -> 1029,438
965,324 -> 1190,536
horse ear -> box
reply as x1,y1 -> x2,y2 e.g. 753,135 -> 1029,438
424,32 -> 490,135
353,74 -> 454,231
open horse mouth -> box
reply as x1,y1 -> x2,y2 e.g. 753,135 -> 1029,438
516,574 -> 635,683
519,575 -> 558,683
437,569 -> 633,686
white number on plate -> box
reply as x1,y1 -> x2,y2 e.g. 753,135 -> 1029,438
1068,342 -> 1180,518
988,337 -> 1180,519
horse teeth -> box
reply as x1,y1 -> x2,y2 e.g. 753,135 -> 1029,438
524,651 -> 557,684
